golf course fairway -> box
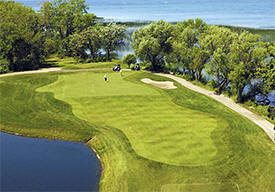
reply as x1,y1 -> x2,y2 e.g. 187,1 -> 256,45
1,71 -> 275,192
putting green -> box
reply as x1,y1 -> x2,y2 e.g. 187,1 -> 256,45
38,71 -> 225,165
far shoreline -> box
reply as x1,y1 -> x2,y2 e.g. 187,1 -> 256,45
101,18 -> 275,30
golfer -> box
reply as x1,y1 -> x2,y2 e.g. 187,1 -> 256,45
104,74 -> 107,82
120,69 -> 123,77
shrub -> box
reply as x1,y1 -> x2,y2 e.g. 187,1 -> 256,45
122,54 -> 137,68
267,106 -> 275,120
255,105 -> 268,117
0,58 -> 9,74
206,79 -> 217,89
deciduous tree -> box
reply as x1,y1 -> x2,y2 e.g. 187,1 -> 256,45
132,20 -> 175,71
0,0 -> 44,71
40,0 -> 96,55
200,26 -> 237,93
100,23 -> 126,61
229,32 -> 268,103
70,24 -> 102,61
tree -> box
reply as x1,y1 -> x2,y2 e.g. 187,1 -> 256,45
40,0 -> 96,55
100,23 -> 126,61
132,20 -> 175,71
70,24 -> 102,61
0,0 -> 45,72
168,18 -> 208,79
190,47 -> 209,81
122,54 -> 137,68
229,31 -> 268,103
254,43 -> 275,104
200,26 -> 237,93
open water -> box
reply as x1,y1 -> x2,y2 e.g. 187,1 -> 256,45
15,0 -> 275,29
0,132 -> 101,191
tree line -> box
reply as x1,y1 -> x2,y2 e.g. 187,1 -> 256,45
0,0 -> 126,73
132,19 -> 274,108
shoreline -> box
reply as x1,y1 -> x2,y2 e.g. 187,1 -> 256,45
85,136 -> 104,187
103,19 -> 275,30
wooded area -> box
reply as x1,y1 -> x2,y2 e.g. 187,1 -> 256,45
0,0 -> 274,117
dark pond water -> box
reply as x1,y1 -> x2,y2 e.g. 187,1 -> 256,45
0,132 -> 101,192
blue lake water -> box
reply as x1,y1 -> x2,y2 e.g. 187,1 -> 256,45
15,0 -> 275,29
0,132 -> 101,192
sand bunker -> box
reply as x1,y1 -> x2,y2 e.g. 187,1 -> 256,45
141,78 -> 177,89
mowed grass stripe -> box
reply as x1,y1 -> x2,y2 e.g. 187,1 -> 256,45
38,71 -> 225,166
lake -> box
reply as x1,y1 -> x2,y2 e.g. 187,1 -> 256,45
15,0 -> 275,29
0,132 -> 101,192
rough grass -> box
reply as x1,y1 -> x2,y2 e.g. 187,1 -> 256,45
1,71 -> 275,192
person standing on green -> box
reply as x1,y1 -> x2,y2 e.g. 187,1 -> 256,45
104,74 -> 107,82
120,69 -> 123,77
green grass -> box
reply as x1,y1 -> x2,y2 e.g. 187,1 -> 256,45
38,72 -> 222,166
176,74 -> 275,124
0,74 -> 97,141
44,56 -> 128,70
1,71 -> 275,192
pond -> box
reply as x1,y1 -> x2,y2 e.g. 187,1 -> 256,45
0,132 -> 101,192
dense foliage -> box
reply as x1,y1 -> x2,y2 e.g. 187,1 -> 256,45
132,20 -> 175,71
122,54 -> 137,68
0,0 -> 125,72
40,0 -> 96,56
133,20 -> 275,110
0,0 -> 44,72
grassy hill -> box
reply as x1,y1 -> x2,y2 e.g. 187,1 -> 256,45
1,71 -> 274,191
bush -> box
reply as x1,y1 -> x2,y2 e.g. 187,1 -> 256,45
122,54 -> 137,68
44,38 -> 58,56
0,59 -> 9,74
182,73 -> 193,81
255,105 -> 268,117
267,106 -> 275,120
139,62 -> 151,70
206,79 -> 217,89
244,100 -> 257,108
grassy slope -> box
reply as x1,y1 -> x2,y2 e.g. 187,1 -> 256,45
1,71 -> 275,192
0,74 -> 97,141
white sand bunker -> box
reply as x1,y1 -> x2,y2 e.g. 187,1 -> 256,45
141,78 -> 177,89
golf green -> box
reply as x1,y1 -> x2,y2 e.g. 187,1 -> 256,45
38,71 -> 223,165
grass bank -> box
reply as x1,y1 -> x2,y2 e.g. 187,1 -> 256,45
1,71 -> 275,191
